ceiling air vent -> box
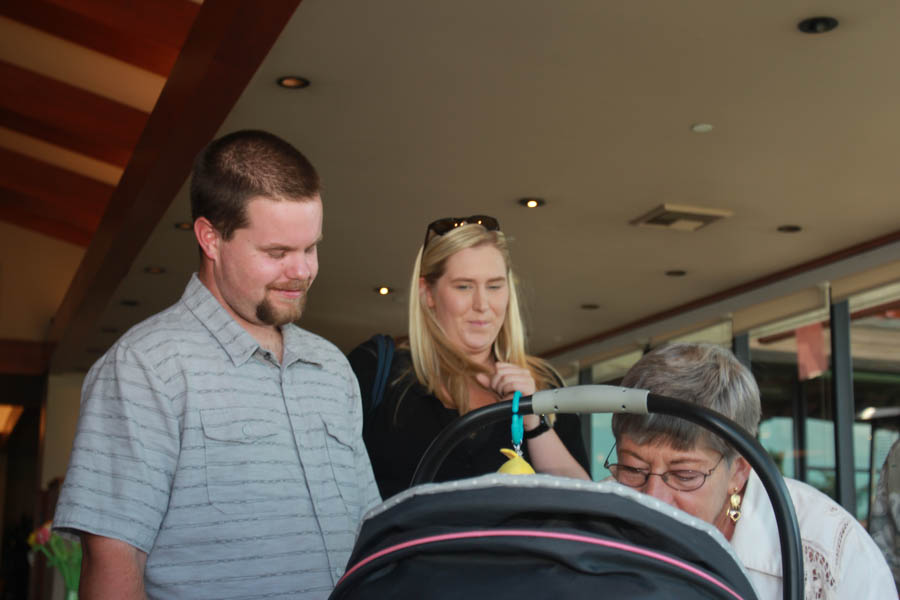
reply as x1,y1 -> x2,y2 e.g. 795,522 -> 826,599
630,203 -> 733,232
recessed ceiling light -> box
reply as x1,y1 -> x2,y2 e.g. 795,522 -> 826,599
777,224 -> 803,233
690,123 -> 714,133
277,76 -> 310,89
797,16 -> 838,34
580,303 -> 600,310
375,286 -> 393,295
518,197 -> 545,208
665,270 -> 687,277
120,299 -> 139,307
144,266 -> 166,274
174,221 -> 192,230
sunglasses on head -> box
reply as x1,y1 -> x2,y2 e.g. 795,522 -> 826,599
423,215 -> 501,248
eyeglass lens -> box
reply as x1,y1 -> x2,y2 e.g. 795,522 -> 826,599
608,465 -> 708,491
604,445 -> 723,492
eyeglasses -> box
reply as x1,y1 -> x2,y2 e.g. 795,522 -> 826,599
423,215 -> 500,249
604,443 -> 725,492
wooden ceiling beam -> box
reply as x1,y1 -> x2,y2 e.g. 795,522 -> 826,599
44,0 -> 199,50
0,201 -> 92,247
0,0 -> 200,76
0,186 -> 103,237
0,145 -> 111,243
0,61 -> 147,167
0,145 -> 111,242
0,148 -> 112,227
47,0 -> 304,372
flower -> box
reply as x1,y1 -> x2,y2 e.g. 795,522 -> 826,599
35,521 -> 51,545
27,520 -> 81,593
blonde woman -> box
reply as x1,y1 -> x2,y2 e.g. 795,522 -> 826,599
349,215 -> 589,498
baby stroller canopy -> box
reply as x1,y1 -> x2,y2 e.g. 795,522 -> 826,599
332,475 -> 757,600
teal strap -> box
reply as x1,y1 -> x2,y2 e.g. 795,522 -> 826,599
511,390 -> 523,450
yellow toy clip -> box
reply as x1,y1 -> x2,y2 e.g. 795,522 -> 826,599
497,448 -> 535,475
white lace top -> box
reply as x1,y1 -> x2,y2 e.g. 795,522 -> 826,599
730,471 -> 896,599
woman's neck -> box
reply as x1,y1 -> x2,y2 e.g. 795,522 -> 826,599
716,514 -> 737,541
467,379 -> 499,411
469,347 -> 493,368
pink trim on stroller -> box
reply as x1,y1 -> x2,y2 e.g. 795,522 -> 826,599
338,528 -> 747,600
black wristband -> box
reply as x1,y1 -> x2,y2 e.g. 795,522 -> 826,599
524,414 -> 552,439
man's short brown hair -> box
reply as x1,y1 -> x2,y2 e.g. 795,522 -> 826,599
190,130 -> 321,240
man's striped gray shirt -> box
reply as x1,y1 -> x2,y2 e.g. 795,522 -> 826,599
55,274 -> 381,599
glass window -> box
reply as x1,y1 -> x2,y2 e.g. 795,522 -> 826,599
749,309 -> 835,497
848,283 -> 900,521
749,281 -> 900,517
588,350 -> 642,481
567,279 -> 900,512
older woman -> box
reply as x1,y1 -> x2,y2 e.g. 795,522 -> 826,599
609,342 -> 896,600
349,215 -> 589,499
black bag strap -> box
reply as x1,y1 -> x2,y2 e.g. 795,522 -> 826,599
370,334 -> 395,419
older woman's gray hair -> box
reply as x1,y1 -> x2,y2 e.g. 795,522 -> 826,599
611,343 -> 761,460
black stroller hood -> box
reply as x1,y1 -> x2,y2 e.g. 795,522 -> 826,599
332,385 -> 802,600
332,475 -> 758,600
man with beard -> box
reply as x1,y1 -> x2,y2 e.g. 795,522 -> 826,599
54,130 -> 380,599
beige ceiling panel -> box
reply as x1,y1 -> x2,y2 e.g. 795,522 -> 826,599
591,349 -> 644,384
650,319 -> 733,348
831,260 -> 900,303
732,287 -> 827,335
0,16 -> 163,112
0,127 -> 123,186
549,343 -> 642,379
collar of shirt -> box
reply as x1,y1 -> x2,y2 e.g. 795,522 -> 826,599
730,469 -> 782,579
182,273 -> 322,369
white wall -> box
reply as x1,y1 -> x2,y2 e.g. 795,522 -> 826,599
42,373 -> 83,489
0,222 -> 84,341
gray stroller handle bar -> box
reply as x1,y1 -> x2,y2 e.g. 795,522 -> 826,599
410,385 -> 803,600
531,384 -> 650,414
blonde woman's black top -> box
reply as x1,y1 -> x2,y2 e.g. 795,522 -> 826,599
348,337 -> 591,499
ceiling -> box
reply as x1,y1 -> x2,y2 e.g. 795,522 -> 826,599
2,0 -> 900,376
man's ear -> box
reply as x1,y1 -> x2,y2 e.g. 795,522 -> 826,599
420,277 -> 435,309
194,217 -> 220,261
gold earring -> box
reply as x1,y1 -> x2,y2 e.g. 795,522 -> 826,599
726,489 -> 742,523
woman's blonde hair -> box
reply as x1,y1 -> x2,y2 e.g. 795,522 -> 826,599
408,223 -> 559,413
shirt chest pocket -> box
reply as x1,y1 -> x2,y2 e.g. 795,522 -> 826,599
200,407 -> 305,514
321,416 -> 362,511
